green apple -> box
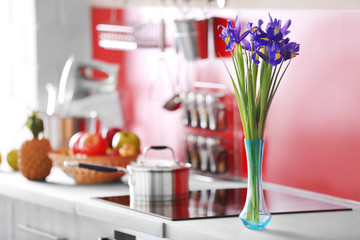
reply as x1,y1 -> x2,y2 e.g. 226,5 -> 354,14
112,131 -> 140,152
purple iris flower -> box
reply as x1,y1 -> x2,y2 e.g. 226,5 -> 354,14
253,32 -> 270,46
252,41 -> 268,64
247,19 -> 264,35
218,14 -> 299,66
218,16 -> 250,51
219,20 -> 236,51
281,42 -> 300,61
266,14 -> 291,42
234,15 -> 250,44
247,19 -> 270,47
267,41 -> 283,66
242,39 -> 267,65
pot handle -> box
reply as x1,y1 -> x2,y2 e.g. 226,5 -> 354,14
64,161 -> 128,173
142,145 -> 178,164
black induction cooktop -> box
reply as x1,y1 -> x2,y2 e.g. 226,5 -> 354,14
96,188 -> 351,221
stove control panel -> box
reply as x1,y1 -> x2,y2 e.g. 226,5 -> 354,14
98,231 -> 136,240
115,231 -> 136,240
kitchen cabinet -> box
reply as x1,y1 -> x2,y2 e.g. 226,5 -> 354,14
0,196 -> 75,240
0,169 -> 359,240
0,169 -> 166,240
0,195 -> 164,240
0,196 -> 12,240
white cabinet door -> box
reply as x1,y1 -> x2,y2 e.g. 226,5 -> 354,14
0,196 -> 12,240
1,196 -> 166,240
12,199 -> 75,240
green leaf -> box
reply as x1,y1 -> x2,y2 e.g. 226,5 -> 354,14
221,57 -> 250,138
258,63 -> 272,138
247,68 -> 259,139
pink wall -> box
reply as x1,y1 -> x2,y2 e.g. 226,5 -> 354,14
258,10 -> 360,201
92,8 -> 360,201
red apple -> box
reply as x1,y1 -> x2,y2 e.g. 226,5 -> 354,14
69,131 -> 86,154
106,148 -> 120,156
102,127 -> 122,148
78,132 -> 108,156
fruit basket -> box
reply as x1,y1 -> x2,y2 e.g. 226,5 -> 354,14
48,150 -> 138,184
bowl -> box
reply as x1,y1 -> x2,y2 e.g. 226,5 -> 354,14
48,150 -> 138,184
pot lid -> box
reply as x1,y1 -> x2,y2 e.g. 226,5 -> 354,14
128,145 -> 191,171
128,157 -> 191,172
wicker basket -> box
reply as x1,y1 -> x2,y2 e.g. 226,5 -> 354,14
48,151 -> 138,184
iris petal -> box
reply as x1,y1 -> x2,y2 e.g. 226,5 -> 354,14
254,33 -> 270,46
269,51 -> 283,66
267,27 -> 283,41
252,52 -> 260,65
256,49 -> 268,61
282,42 -> 300,60
234,16 -> 242,41
281,19 -> 291,36
241,39 -> 251,51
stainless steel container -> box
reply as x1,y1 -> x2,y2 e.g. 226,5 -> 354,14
64,146 -> 191,201
127,146 -> 191,201
174,18 -> 208,61
42,113 -> 99,150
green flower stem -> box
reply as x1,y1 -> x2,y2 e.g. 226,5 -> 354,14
247,68 -> 258,139
223,43 -> 290,140
245,140 -> 261,222
236,44 -> 245,86
258,64 -> 272,138
223,55 -> 249,138
252,61 -> 259,99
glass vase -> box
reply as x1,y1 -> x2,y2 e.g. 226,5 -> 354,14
239,139 -> 271,229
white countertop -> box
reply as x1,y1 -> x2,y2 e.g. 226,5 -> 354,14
0,167 -> 359,240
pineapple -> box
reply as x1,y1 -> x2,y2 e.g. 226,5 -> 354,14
19,112 -> 52,180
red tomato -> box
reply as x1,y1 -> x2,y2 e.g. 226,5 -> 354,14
69,131 -> 86,154
78,132 -> 108,156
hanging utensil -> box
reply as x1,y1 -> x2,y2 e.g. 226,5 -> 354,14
163,93 -> 182,111
45,83 -> 57,116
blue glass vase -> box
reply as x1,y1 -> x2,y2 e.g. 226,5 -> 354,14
239,139 -> 271,229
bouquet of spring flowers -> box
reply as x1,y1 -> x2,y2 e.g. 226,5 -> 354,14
219,14 -> 300,140
219,14 -> 300,229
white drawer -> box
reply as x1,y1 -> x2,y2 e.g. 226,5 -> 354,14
12,199 -> 74,240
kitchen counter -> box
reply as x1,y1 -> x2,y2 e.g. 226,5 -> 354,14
0,167 -> 359,240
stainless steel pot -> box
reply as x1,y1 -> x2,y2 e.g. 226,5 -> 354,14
64,146 -> 191,201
